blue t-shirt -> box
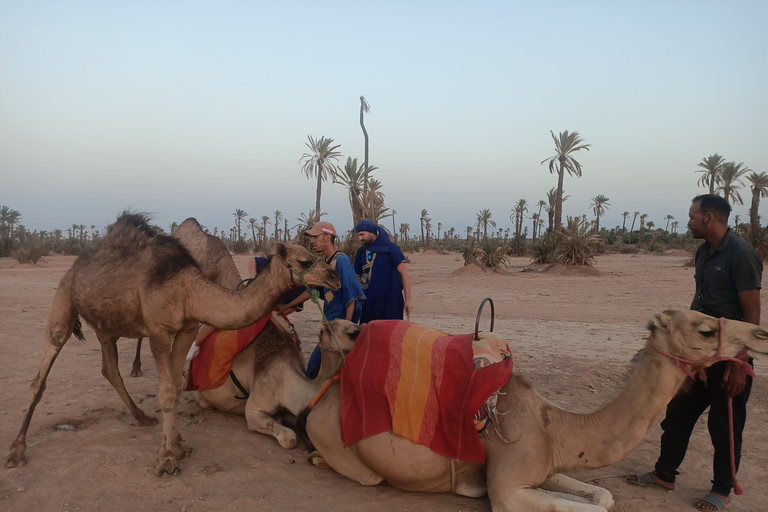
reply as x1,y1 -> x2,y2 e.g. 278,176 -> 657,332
320,252 -> 365,322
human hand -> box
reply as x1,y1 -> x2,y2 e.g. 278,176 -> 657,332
404,300 -> 412,319
723,361 -> 747,397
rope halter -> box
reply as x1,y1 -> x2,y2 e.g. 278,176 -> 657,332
648,316 -> 754,381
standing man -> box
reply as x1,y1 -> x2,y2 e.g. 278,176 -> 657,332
279,221 -> 365,377
354,220 -> 412,323
628,194 -> 762,511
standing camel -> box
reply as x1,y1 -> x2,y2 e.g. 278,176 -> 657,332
4,212 -> 340,477
131,217 -> 242,377
302,311 -> 768,512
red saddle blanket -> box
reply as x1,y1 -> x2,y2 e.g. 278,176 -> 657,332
185,315 -> 271,392
339,320 -> 513,464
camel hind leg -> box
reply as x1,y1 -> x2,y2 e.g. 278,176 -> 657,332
97,334 -> 157,426
5,291 -> 80,468
131,338 -> 143,377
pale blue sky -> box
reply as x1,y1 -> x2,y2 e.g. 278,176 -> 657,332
1,1 -> 766,239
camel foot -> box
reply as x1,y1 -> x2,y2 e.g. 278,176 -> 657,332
135,413 -> 158,427
154,458 -> 182,477
276,431 -> 297,450
5,441 -> 28,468
171,440 -> 194,460
306,450 -> 329,469
130,365 -> 143,378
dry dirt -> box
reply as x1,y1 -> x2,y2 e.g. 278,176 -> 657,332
1,251 -> 767,512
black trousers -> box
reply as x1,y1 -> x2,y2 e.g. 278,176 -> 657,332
654,360 -> 752,496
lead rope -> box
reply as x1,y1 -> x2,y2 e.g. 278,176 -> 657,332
280,257 -> 347,372
648,317 -> 749,495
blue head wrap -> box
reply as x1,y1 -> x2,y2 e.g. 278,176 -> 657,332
355,220 -> 378,235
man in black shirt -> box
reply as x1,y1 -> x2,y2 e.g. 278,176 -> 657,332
628,194 -> 762,511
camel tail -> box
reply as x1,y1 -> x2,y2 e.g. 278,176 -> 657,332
72,319 -> 85,341
295,407 -> 316,454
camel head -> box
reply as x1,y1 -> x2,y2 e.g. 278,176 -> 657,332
648,310 -> 768,364
273,242 -> 340,291
320,319 -> 360,355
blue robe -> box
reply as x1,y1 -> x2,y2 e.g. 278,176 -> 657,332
354,228 -> 406,323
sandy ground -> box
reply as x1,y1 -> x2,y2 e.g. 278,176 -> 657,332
1,251 -> 767,512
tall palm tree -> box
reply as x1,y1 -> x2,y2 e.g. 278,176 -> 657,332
590,195 -> 610,233
294,209 -> 327,235
273,210 -> 283,243
621,212 -> 630,231
531,213 -> 540,242
420,209 -> 429,246
359,96 -> 372,219
696,154 -> 726,195
260,215 -> 271,243
248,218 -> 258,244
300,136 -> 342,222
437,222 -> 442,241
391,210 -> 397,241
399,223 -> 410,243
671,221 -> 679,234
630,211 -> 640,233
733,215 -> 741,235
478,209 -> 496,238
717,161 -> 751,206
639,214 -> 648,242
511,199 -> 528,239
541,130 -> 590,232
233,209 -> 248,241
664,214 -> 675,233
747,171 -> 768,247
284,218 -> 290,242
333,157 -> 380,227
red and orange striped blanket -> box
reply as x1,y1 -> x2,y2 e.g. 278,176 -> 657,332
185,315 -> 272,392
339,320 -> 513,464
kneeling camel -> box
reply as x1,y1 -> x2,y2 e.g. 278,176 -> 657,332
303,311 -> 768,512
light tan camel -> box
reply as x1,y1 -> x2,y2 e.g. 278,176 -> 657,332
4,212 -> 340,477
303,311 -> 768,512
131,217 -> 242,377
195,319 -> 357,449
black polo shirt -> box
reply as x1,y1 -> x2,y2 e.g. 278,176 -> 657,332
691,229 -> 762,320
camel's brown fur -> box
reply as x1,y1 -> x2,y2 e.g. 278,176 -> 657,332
4,212 -> 339,477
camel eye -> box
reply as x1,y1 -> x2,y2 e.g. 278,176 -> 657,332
299,259 -> 312,267
699,330 -> 716,338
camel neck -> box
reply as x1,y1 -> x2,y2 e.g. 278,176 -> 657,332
546,347 -> 686,472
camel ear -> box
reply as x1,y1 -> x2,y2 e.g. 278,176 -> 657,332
649,312 -> 671,333
275,242 -> 287,259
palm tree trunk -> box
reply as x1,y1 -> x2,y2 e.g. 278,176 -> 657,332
315,162 -> 323,223
750,189 -> 761,248
555,162 -> 565,232
361,102 -> 370,220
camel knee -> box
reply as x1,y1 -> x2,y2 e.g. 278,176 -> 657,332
48,323 -> 71,348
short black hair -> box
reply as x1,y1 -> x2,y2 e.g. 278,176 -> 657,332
692,194 -> 731,220
330,234 -> 336,244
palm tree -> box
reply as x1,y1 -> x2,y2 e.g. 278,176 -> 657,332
420,209 -> 429,246
511,199 -> 528,239
671,221 -> 679,234
696,154 -> 726,195
300,136 -> 342,222
621,212 -> 630,231
399,223 -> 410,243
630,211 -> 640,233
639,214 -> 648,242
260,215 -> 271,243
233,209 -> 248,241
664,214 -> 675,233
733,215 -> 741,235
466,226 -> 473,245
359,96 -> 372,219
294,209 -> 326,235
747,171 -> 768,247
544,187 -> 569,234
273,210 -> 283,243
717,161 -> 751,206
590,195 -> 610,233
541,130 -> 591,232
437,222 -> 442,241
248,218 -> 258,244
531,213 -> 540,243
333,157 -> 380,227
478,209 -> 496,238
391,210 -> 397,241
284,218 -> 290,242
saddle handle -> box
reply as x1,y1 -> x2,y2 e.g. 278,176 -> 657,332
474,297 -> 495,341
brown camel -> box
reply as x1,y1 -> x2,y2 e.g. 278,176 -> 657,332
4,212 -> 340,477
131,217 -> 242,377
195,319 -> 358,449
303,311 -> 768,512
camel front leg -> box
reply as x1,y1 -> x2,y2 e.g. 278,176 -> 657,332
5,295 -> 77,468
245,407 -> 297,449
97,334 -> 156,426
490,487 -> 611,512
539,474 -> 614,511
149,333 -> 192,477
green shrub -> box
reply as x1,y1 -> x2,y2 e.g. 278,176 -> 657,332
13,243 -> 45,264
531,232 -> 560,264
